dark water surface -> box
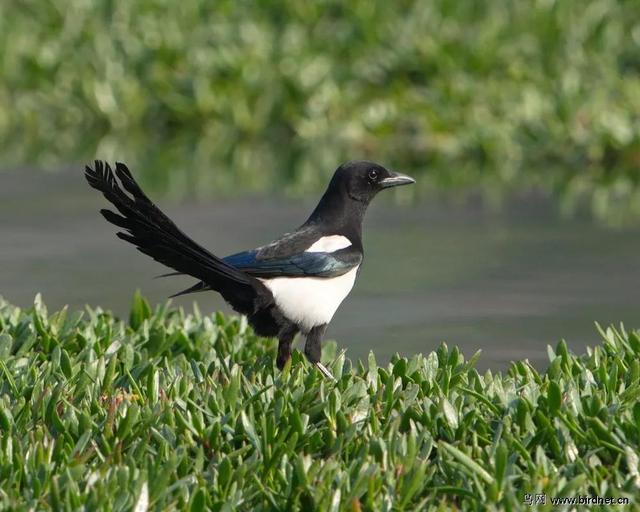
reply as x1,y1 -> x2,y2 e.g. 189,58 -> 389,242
2,169 -> 639,371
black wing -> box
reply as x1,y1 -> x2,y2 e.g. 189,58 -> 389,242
252,226 -> 322,259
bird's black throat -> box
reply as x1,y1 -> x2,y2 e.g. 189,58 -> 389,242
304,178 -> 370,244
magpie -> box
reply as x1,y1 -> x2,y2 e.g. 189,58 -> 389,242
84,160 -> 415,378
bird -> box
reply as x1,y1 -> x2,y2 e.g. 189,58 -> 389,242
84,160 -> 415,378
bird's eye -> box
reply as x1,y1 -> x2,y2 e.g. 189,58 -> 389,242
368,169 -> 378,181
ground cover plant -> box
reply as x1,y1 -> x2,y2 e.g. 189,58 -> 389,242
0,293 -> 639,510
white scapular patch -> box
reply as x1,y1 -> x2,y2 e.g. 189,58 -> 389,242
306,235 -> 352,253
260,266 -> 359,332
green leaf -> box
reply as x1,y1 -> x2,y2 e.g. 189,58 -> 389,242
441,398 -> 459,430
117,404 -> 140,440
494,443 -> 508,489
129,290 -> 152,330
0,334 -> 13,359
548,381 -> 561,415
558,474 -> 587,497
439,442 -> 495,485
190,487 -> 206,512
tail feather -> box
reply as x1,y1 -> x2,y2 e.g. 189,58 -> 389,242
169,281 -> 211,298
154,272 -> 184,279
84,161 -> 267,314
155,271 -> 209,299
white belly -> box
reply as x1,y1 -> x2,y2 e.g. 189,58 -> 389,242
260,266 -> 359,333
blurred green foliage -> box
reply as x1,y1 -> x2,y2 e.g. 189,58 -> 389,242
1,0 -> 640,217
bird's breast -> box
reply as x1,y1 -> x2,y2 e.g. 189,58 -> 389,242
259,265 -> 359,333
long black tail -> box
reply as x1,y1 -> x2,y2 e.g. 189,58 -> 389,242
84,161 -> 266,314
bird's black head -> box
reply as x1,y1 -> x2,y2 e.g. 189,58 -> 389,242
306,160 -> 415,232
331,160 -> 415,203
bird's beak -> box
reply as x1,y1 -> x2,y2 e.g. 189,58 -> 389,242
379,171 -> 416,189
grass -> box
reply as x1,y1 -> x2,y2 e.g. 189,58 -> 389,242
2,1 -> 640,220
0,292 -> 639,510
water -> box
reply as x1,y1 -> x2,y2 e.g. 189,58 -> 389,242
2,169 -> 640,371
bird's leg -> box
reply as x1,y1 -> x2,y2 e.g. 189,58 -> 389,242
304,325 -> 325,363
276,324 -> 299,370
304,324 -> 335,381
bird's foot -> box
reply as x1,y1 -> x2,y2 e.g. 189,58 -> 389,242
276,354 -> 290,370
315,362 -> 336,381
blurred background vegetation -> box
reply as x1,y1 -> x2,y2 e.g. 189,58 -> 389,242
1,0 -> 639,219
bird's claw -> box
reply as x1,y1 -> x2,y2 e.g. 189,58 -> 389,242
315,362 -> 336,381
